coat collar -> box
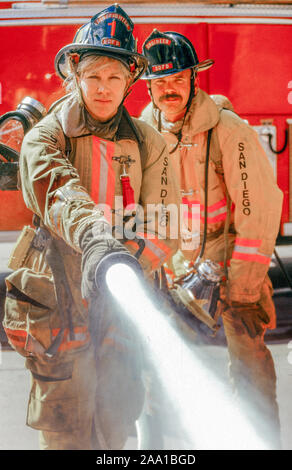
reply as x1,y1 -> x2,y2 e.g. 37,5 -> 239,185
183,89 -> 220,136
141,89 -> 220,136
54,94 -> 141,143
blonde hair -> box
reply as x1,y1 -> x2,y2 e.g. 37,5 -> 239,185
64,55 -> 131,95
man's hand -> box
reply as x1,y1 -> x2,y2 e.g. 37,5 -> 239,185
226,302 -> 270,338
219,285 -> 272,338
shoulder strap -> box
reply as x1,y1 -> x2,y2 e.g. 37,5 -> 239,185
210,106 -> 239,176
210,119 -> 223,176
209,112 -> 232,281
122,107 -> 148,171
137,138 -> 148,171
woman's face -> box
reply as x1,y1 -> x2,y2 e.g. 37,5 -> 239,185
78,57 -> 130,122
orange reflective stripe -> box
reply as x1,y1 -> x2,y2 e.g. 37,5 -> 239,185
138,232 -> 172,259
91,136 -> 116,209
232,238 -> 271,265
4,326 -> 90,353
124,239 -> 161,269
142,246 -> 161,270
49,199 -> 64,237
181,199 -> 200,221
4,328 -> 26,347
201,198 -> 228,223
52,326 -> 90,352
202,213 -> 227,223
201,198 -> 227,213
125,233 -> 172,271
183,197 -> 235,225
235,237 -> 261,247
182,197 -> 200,206
163,266 -> 175,281
185,211 -> 200,221
232,252 -> 271,265
218,260 -> 231,268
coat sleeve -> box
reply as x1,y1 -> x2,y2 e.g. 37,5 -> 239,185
19,119 -> 106,253
220,117 -> 283,303
122,120 -> 180,273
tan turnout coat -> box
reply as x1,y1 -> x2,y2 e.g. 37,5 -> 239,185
140,89 -> 283,304
4,94 -> 180,357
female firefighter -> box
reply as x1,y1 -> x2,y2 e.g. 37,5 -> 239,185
3,6 -> 179,450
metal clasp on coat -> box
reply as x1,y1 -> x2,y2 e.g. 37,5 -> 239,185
112,155 -> 136,178
181,189 -> 195,197
179,142 -> 197,149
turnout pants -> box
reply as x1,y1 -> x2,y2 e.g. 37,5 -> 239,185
25,304 -> 145,450
222,308 -> 281,449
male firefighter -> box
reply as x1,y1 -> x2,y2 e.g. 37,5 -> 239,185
139,30 -> 283,448
3,7 -> 179,450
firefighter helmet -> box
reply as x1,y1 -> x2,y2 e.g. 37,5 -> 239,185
55,4 -> 148,84
142,30 -> 214,79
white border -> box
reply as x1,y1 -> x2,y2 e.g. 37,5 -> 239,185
1,3 -> 292,25
4,4 -> 292,17
1,17 -> 292,26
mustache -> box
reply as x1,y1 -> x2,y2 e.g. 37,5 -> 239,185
159,93 -> 182,102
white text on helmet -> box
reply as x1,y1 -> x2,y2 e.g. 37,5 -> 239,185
152,63 -> 173,72
102,38 -> 121,47
145,38 -> 172,50
94,13 -> 131,32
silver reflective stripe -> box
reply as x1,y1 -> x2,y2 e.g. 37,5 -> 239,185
99,140 -> 109,204
62,189 -> 92,202
73,332 -> 87,342
54,186 -> 92,203
233,245 -> 259,254
50,200 -> 64,236
201,205 -> 227,217
52,331 -> 87,342
233,244 -> 271,261
144,238 -> 167,261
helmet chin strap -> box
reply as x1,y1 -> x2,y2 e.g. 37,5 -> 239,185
122,76 -> 136,102
68,55 -> 84,106
187,69 -> 197,108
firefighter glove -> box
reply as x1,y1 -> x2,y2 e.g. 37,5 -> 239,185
80,221 -> 128,301
228,302 -> 270,338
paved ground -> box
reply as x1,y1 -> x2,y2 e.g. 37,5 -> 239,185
0,233 -> 291,450
1,342 -> 292,450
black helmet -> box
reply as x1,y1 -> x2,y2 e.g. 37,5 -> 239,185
142,30 -> 214,80
55,4 -> 148,84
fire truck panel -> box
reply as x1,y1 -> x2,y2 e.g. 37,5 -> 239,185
0,3 -> 291,234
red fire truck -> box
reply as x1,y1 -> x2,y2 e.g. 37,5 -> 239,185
0,0 -> 292,236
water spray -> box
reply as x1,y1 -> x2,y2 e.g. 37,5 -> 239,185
95,256 -> 271,450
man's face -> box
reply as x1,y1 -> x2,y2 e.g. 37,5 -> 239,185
150,69 -> 192,122
79,58 -> 130,122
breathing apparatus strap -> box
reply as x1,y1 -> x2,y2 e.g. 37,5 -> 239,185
193,128 -> 213,268
0,110 -> 31,134
190,121 -> 231,284
209,124 -> 232,280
